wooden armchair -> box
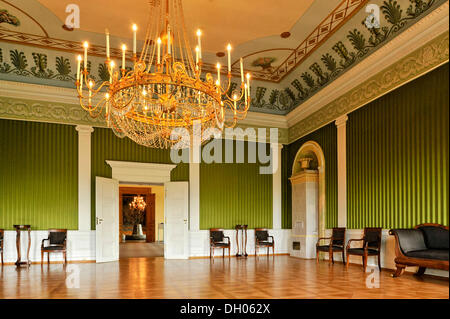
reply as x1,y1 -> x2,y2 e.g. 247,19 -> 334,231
316,227 -> 346,263
209,229 -> 230,258
255,228 -> 274,256
346,227 -> 382,272
41,229 -> 67,266
0,229 -> 4,266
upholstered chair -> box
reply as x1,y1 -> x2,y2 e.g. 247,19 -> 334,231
209,228 -> 230,258
316,227 -> 346,263
0,229 -> 4,266
346,227 -> 382,272
255,228 -> 274,256
41,229 -> 67,266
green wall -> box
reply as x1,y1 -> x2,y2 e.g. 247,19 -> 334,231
91,127 -> 189,229
0,119 -> 78,230
283,123 -> 338,229
347,63 -> 449,228
199,141 -> 273,229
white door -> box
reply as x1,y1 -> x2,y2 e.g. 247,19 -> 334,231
95,177 -> 119,263
164,181 -> 189,259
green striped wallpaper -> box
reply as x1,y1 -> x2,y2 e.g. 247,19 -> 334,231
91,127 -> 189,229
199,141 -> 273,229
284,123 -> 338,229
0,119 -> 78,230
347,63 -> 449,228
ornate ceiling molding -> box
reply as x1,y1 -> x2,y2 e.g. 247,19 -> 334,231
287,0 -> 449,128
0,0 -> 366,84
263,0 -> 367,82
288,30 -> 449,142
0,81 -> 289,143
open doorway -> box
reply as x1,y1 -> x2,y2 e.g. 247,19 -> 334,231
119,185 -> 165,258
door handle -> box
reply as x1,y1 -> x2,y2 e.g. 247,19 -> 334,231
96,217 -> 104,225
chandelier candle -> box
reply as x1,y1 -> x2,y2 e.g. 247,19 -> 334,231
246,73 -> 251,95
240,58 -> 244,83
83,41 -> 88,69
197,29 -> 202,59
132,24 -> 138,56
157,38 -> 161,64
106,29 -> 110,59
227,44 -> 232,72
217,63 -> 221,87
76,55 -> 81,82
195,46 -> 199,69
109,61 -> 115,83
167,25 -> 171,55
75,0 -> 251,149
121,44 -> 126,69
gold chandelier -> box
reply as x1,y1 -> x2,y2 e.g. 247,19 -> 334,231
75,0 -> 251,149
129,195 -> 147,212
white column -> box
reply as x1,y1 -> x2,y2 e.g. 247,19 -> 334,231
189,145 -> 200,231
335,115 -> 348,228
76,125 -> 94,231
272,143 -> 283,229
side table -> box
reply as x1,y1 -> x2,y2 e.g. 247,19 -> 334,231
14,225 -> 31,267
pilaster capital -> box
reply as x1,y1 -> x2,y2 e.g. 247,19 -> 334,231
335,115 -> 348,128
271,143 -> 284,150
75,125 -> 94,135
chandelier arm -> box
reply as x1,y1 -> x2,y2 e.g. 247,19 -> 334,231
109,90 -> 137,113
223,82 -> 246,102
216,72 -> 233,96
79,97 -> 106,119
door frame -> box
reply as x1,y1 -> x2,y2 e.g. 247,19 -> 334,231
119,186 -> 156,242
105,161 -> 178,259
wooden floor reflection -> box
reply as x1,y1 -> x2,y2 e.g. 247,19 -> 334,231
0,256 -> 448,299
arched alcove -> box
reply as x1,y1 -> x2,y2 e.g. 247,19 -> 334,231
290,141 -> 326,259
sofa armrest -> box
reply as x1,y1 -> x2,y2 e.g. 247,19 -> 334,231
389,229 -> 407,260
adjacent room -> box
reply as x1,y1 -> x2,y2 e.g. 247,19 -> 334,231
0,0 -> 448,301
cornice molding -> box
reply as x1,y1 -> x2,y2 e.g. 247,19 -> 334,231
289,171 -> 319,185
0,81 -> 289,143
106,161 -> 176,184
288,3 -> 449,142
0,94 -> 105,127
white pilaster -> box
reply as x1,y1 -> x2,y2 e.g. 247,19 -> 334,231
272,143 -> 283,229
75,125 -> 94,231
189,145 -> 200,231
335,115 -> 348,228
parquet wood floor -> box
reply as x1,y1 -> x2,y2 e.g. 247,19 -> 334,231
0,256 -> 447,299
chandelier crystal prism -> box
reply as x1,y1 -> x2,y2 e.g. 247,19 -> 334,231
75,0 -> 251,149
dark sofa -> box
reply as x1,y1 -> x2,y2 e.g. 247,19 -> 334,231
389,223 -> 449,277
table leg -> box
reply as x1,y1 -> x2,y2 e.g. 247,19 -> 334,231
15,230 -> 21,267
27,229 -> 31,266
235,228 -> 241,257
243,228 -> 248,257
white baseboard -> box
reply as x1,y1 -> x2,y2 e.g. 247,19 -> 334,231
189,229 -> 291,258
319,229 -> 449,278
3,228 -> 446,279
1,230 -> 96,263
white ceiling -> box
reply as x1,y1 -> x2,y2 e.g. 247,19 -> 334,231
36,0 -> 320,52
